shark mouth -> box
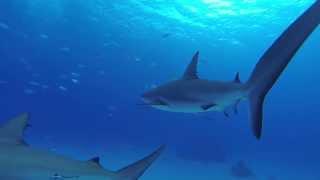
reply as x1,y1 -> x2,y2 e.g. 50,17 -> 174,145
139,97 -> 169,107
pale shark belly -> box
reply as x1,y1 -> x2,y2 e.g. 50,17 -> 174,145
152,101 -> 226,113
0,157 -> 109,180
152,89 -> 245,113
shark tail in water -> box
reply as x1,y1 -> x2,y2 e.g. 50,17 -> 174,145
116,145 -> 165,180
246,0 -> 320,139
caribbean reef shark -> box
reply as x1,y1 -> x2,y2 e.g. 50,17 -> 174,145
0,113 -> 164,180
142,0 -> 320,139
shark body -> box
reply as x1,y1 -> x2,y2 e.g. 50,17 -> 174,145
144,75 -> 245,113
0,113 -> 164,180
142,0 -> 320,139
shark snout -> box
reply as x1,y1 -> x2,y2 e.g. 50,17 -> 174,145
141,91 -> 155,106
141,92 -> 150,102
141,91 -> 170,107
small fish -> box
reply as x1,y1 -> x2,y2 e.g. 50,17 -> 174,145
97,70 -> 105,75
24,89 -> 35,95
0,80 -> 8,84
71,72 -> 80,77
135,57 -> 141,62
71,79 -> 79,84
0,22 -> 9,30
162,33 -> 171,38
58,86 -> 68,91
41,85 -> 49,89
28,81 -> 41,86
39,34 -> 49,39
60,47 -> 70,52
77,64 -> 86,69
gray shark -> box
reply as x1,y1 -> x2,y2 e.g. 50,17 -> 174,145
0,113 -> 164,180
142,1 -> 320,139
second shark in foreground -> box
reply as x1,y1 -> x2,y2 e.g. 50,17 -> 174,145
142,0 -> 320,139
0,113 -> 164,180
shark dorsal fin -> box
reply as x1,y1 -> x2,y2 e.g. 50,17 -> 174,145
87,157 -> 102,167
182,51 -> 199,80
0,113 -> 29,145
234,72 -> 241,83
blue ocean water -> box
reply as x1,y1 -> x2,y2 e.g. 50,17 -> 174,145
0,0 -> 319,179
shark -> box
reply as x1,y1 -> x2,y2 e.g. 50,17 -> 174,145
142,0 -> 320,139
0,113 -> 164,180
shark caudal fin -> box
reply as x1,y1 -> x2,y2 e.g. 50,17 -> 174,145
246,1 -> 320,139
116,145 -> 165,180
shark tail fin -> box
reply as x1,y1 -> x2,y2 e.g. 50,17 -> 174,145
247,90 -> 266,139
246,0 -> 320,139
116,145 -> 165,180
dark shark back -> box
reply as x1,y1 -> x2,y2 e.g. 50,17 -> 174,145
247,0 -> 320,139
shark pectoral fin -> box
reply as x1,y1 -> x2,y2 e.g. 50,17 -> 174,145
224,111 -> 230,118
182,51 -> 199,80
233,100 -> 241,114
201,103 -> 217,111
249,93 -> 265,140
0,113 -> 30,145
116,145 -> 165,180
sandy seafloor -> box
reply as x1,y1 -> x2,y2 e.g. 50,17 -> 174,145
30,142 -> 318,180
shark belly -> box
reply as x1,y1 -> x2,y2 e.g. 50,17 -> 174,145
0,162 -> 110,180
